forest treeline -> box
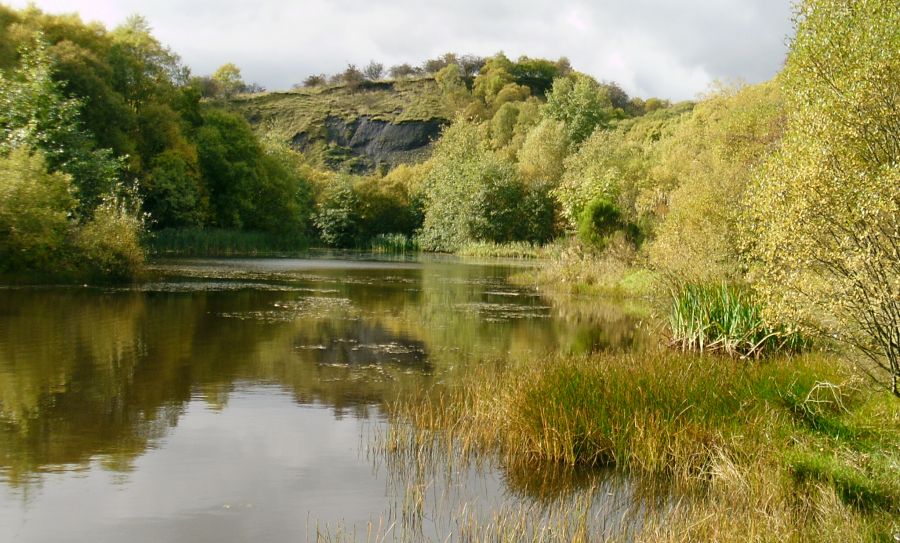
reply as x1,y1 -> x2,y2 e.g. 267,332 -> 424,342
0,2 -> 896,392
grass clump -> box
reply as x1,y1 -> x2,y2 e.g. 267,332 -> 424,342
456,240 -> 546,259
370,233 -> 418,254
386,350 -> 899,540
668,282 -> 809,357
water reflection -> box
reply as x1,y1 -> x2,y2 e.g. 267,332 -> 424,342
0,256 -> 651,541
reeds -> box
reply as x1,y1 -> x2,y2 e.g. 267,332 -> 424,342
370,233 -> 419,254
455,241 -> 546,259
377,350 -> 899,541
667,282 -> 809,357
146,228 -> 309,256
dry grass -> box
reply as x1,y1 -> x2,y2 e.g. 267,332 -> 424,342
375,349 -> 900,541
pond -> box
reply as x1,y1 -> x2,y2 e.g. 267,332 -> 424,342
0,255 -> 655,542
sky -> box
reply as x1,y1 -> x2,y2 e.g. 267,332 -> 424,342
7,0 -> 794,100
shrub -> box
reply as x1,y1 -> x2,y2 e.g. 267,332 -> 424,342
73,197 -> 145,281
577,197 -> 621,247
0,148 -> 75,272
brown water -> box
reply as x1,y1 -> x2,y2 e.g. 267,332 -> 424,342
0,255 -> 653,542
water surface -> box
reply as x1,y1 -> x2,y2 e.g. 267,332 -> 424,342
0,255 -> 651,541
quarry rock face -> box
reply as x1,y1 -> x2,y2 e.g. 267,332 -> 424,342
293,115 -> 447,172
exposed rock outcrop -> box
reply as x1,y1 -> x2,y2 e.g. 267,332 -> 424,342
292,115 -> 447,172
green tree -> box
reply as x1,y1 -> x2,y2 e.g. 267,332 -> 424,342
435,63 -> 469,108
490,102 -> 520,149
195,109 -> 262,229
746,0 -> 900,395
509,56 -> 561,96
0,37 -> 120,214
544,74 -> 614,144
108,16 -> 186,106
472,53 -> 515,104
419,118 -> 552,250
314,175 -> 359,247
517,118 -> 570,185
648,82 -> 783,282
145,149 -> 205,227
211,62 -> 244,98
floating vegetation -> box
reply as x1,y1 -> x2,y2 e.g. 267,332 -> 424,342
453,302 -> 551,321
219,297 -> 355,322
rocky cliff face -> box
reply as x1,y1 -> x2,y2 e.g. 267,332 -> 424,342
292,115 -> 446,172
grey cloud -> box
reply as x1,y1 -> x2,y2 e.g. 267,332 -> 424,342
9,0 -> 794,100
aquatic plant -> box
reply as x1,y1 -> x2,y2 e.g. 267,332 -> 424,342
667,282 -> 809,358
369,233 -> 419,254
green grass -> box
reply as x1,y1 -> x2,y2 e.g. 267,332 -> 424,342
146,228 -> 309,256
668,282 -> 810,357
455,240 -> 547,259
369,233 -> 419,254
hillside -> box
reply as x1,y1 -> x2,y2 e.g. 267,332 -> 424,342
228,77 -> 456,172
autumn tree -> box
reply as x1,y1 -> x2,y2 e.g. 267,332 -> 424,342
747,0 -> 900,395
211,63 -> 244,98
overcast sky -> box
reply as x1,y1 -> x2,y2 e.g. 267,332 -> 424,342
7,0 -> 794,100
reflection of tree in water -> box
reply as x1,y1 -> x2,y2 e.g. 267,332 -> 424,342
0,289 -> 185,485
0,287 -> 437,484
0,260 -> 652,486
294,321 -> 429,368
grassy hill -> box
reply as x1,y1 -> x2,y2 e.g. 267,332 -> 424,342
228,77 -> 455,172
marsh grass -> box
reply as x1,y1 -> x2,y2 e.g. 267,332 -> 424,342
455,241 -> 547,259
370,233 -> 419,254
513,239 -> 658,298
668,282 -> 810,357
147,228 -> 309,256
380,350 -> 899,541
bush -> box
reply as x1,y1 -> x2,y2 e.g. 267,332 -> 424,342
577,197 -> 621,247
74,197 -> 145,281
0,148 -> 75,273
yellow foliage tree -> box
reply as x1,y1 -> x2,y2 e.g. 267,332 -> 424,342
747,0 -> 899,395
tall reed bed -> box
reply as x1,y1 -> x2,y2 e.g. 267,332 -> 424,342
668,282 -> 809,357
382,351 -> 899,541
147,228 -> 308,256
455,241 -> 547,259
369,233 -> 419,254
